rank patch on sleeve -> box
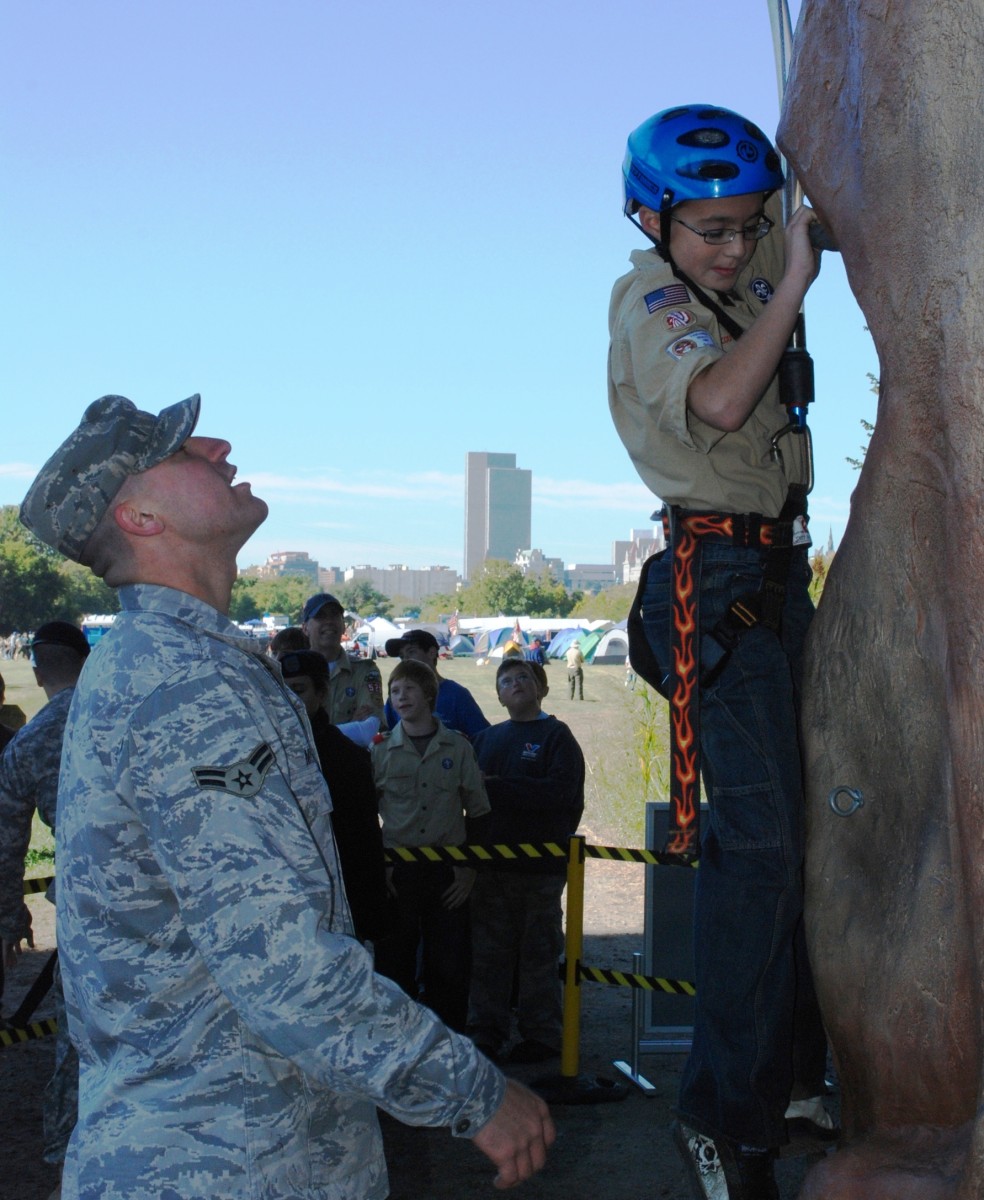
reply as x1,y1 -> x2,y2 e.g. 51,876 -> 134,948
192,743 -> 275,797
644,283 -> 691,313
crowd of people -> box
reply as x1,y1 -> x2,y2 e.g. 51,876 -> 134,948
1,632 -> 33,660
1,100 -> 843,1200
266,611 -> 586,1065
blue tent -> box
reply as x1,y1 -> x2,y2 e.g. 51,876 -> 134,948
544,627 -> 588,659
472,626 -> 523,656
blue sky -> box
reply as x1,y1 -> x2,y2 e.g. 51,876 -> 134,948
1,0 -> 876,576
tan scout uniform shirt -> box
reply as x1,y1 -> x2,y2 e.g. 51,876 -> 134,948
325,651 -> 386,725
608,194 -> 806,518
372,718 -> 490,849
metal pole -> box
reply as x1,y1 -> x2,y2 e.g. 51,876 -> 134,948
766,0 -> 801,221
559,834 -> 585,1078
613,950 -> 657,1095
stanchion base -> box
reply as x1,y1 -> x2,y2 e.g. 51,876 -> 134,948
612,1059 -> 658,1096
530,1071 -> 630,1105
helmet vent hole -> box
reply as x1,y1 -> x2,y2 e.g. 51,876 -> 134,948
678,127 -> 730,149
679,160 -> 741,182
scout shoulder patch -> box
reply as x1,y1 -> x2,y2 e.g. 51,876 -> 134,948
644,283 -> 691,314
192,742 -> 275,797
666,329 -> 716,359
664,309 -> 694,330
749,277 -> 774,303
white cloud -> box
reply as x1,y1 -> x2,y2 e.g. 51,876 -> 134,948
248,470 -> 462,503
533,476 -> 653,511
250,469 -> 650,512
0,462 -> 38,480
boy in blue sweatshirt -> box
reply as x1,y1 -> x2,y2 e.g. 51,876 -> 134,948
467,658 -> 584,1064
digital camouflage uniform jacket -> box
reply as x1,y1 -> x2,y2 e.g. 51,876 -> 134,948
0,685 -> 74,942
57,584 -> 503,1200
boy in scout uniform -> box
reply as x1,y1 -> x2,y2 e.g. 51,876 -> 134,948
609,106 -> 832,1199
372,659 -> 490,1033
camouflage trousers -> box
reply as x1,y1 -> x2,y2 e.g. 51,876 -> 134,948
44,958 -> 78,1164
467,872 -> 566,1050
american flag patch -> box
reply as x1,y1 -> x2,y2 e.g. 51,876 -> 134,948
644,283 -> 691,313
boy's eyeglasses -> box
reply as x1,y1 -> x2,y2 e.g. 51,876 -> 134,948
498,672 -> 534,691
671,216 -> 774,245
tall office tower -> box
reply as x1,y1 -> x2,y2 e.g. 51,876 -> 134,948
464,452 -> 532,582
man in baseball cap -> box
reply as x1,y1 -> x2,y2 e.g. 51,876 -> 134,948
301,592 -> 385,726
19,395 -> 553,1197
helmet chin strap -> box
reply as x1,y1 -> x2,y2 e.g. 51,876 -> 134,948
624,193 -> 673,264
626,207 -> 737,328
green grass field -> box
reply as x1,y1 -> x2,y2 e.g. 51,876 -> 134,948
6,649 -> 670,873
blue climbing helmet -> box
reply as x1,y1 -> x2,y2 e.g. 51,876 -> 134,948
622,105 -> 783,244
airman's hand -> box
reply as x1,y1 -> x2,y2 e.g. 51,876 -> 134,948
471,1079 -> 555,1189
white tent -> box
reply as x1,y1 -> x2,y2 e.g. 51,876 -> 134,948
349,615 -> 404,657
589,626 -> 629,665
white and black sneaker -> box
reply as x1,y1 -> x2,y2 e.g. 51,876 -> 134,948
673,1121 -> 728,1200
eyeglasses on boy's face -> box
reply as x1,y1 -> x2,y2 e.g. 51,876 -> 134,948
498,670 -> 534,692
671,216 -> 774,245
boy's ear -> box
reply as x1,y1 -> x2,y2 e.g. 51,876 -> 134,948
638,206 -> 661,239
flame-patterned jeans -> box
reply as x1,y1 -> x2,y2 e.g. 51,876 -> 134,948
641,540 -> 826,1148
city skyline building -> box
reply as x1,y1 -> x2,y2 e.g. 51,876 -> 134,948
463,451 -> 532,582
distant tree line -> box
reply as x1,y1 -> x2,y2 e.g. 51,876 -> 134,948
228,576 -> 396,624
0,504 -> 118,634
415,560 -> 584,623
0,510 -> 623,635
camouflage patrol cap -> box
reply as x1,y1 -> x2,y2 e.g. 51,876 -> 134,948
20,394 -> 201,561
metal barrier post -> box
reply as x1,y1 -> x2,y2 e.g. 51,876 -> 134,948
531,834 -> 628,1105
560,833 -> 585,1078
612,951 -> 657,1095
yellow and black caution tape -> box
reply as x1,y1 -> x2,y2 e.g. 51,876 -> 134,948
585,844 -> 699,868
0,1018 -> 57,1049
24,875 -> 54,896
576,963 -> 695,995
383,840 -> 697,866
385,842 -> 568,865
